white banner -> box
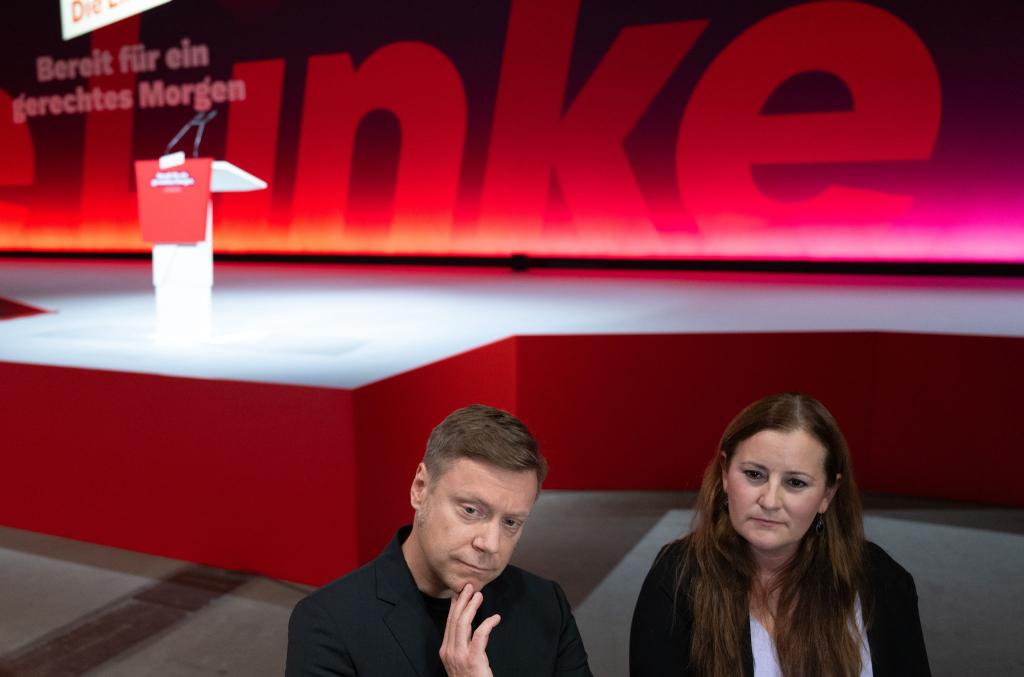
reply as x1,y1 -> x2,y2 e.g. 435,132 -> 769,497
60,0 -> 175,41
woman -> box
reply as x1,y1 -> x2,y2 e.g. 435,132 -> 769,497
630,392 -> 930,676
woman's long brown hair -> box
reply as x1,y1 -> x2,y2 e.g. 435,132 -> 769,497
676,392 -> 868,677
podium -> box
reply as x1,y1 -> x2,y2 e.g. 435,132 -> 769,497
134,152 -> 266,339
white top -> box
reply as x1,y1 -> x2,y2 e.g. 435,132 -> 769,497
750,597 -> 873,677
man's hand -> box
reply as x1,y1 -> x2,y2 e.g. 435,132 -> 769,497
439,583 -> 501,677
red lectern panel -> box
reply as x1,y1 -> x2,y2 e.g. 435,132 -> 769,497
134,158 -> 213,244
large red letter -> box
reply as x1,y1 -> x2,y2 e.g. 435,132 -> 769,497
217,59 -> 285,251
79,16 -> 140,248
0,89 -> 34,244
480,0 -> 706,252
677,1 -> 941,253
290,43 -> 466,252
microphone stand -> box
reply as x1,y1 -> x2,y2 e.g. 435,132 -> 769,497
163,109 -> 219,158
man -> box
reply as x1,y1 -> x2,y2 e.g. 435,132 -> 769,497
286,404 -> 592,676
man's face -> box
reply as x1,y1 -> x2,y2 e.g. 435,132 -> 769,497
403,457 -> 539,598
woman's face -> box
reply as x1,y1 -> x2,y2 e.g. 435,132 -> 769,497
722,429 -> 838,567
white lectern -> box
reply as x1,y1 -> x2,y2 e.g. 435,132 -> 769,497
134,151 -> 267,340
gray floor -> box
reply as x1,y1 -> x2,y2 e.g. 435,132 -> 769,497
1,492 -> 1021,676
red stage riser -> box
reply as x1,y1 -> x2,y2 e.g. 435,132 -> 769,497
516,333 -> 875,492
0,363 -> 359,584
859,333 -> 1020,502
516,333 -> 1021,506
1,331 -> 1021,585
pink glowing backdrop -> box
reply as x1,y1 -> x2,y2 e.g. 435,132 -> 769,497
1,1 -> 1021,261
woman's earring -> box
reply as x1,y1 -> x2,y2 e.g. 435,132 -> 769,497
815,512 -> 825,534
722,496 -> 729,512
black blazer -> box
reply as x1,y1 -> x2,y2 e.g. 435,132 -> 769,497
287,526 -> 593,676
629,540 -> 931,676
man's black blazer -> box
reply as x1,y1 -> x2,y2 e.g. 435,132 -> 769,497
287,526 -> 593,676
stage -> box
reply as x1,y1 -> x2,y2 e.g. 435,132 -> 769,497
2,257 -> 1023,584
2,258 -> 1021,387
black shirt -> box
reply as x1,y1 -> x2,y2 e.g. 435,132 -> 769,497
421,591 -> 451,641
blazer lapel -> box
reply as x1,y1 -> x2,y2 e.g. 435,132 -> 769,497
383,600 -> 442,677
741,616 -> 755,677
376,530 -> 443,677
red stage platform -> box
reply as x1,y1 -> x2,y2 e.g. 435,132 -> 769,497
2,259 -> 1022,584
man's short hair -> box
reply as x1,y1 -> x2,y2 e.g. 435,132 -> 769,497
423,404 -> 548,485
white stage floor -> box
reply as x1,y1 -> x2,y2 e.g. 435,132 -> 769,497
1,257 -> 1023,388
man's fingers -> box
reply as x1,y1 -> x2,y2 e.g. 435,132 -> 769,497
442,584 -> 469,655
456,589 -> 483,646
445,584 -> 470,635
440,594 -> 498,676
445,584 -> 485,649
439,584 -> 498,675
463,589 -> 484,619
470,613 -> 502,653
